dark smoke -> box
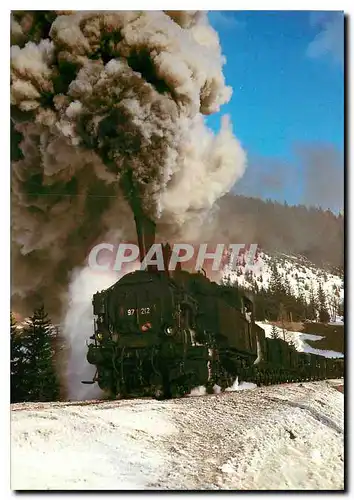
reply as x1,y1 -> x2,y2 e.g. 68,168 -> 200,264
11,10 -> 247,319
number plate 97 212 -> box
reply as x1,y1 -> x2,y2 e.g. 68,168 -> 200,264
127,307 -> 151,316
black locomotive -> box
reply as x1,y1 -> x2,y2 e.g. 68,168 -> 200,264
83,211 -> 344,399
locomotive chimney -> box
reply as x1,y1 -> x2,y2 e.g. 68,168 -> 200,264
134,212 -> 156,268
122,171 -> 157,270
162,243 -> 172,276
161,242 -> 182,275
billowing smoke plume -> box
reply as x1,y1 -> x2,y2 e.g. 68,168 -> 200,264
11,10 -> 246,319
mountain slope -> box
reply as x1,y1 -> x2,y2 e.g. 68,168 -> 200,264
224,250 -> 344,320
213,194 -> 344,271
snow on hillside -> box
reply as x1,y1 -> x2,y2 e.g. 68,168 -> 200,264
256,321 -> 344,359
224,251 -> 343,310
11,380 -> 344,490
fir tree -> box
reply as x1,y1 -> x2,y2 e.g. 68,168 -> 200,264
317,284 -> 330,323
284,276 -> 292,297
270,324 -> 279,339
295,289 -> 306,321
269,262 -> 282,295
10,312 -> 27,403
308,286 -> 318,321
287,336 -> 297,351
328,292 -> 340,322
221,274 -> 231,287
21,306 -> 60,402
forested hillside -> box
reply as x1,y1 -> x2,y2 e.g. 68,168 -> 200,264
211,194 -> 344,271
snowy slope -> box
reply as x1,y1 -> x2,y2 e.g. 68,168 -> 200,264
224,251 -> 344,312
11,380 -> 344,490
256,321 -> 344,359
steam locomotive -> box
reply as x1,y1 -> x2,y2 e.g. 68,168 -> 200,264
83,211 -> 344,399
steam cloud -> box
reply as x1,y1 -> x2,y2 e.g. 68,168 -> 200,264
63,264 -> 140,401
11,10 -> 246,319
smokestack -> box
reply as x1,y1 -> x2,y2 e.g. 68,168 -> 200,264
161,242 -> 182,275
124,169 -> 157,267
134,212 -> 156,265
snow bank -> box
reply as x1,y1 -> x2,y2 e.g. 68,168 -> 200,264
256,321 -> 344,359
188,378 -> 256,397
329,316 -> 344,326
225,377 -> 257,392
11,380 -> 344,490
188,386 -> 207,397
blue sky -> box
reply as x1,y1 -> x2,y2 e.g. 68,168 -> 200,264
207,11 -> 344,211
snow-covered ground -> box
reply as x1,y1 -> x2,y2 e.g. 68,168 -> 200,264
256,321 -> 344,359
11,380 -> 344,490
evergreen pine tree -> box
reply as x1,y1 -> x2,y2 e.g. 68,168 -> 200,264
221,274 -> 232,287
328,291 -> 339,322
308,286 -> 318,321
317,284 -> 330,323
288,338 -> 296,350
297,288 -> 307,320
270,324 -> 279,339
22,305 -> 59,402
269,262 -> 281,295
10,312 -> 26,403
283,276 -> 292,297
252,280 -> 259,294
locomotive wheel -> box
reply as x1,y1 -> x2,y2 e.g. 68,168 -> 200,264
115,383 -> 129,399
218,369 -> 233,391
160,366 -> 173,399
170,376 -> 190,398
97,368 -> 120,399
150,372 -> 165,400
206,382 -> 217,394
